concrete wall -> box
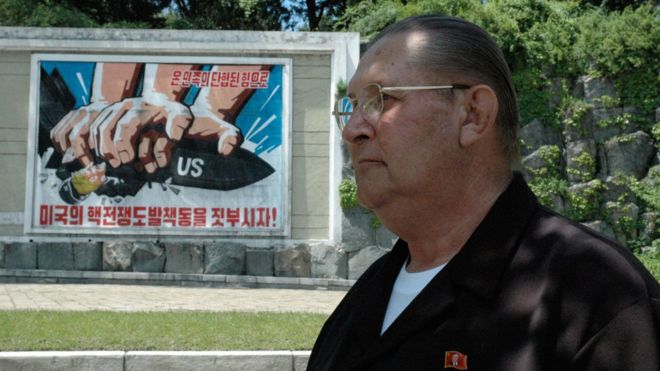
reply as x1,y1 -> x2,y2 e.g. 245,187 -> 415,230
0,51 -> 30,236
291,55 -> 331,240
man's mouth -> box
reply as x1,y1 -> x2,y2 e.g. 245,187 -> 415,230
355,158 -> 385,168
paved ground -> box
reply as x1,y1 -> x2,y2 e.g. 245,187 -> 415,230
0,283 -> 346,314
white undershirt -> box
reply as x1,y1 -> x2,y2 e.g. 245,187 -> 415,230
381,261 -> 447,334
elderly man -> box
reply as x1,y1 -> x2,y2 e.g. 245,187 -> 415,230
307,15 -> 660,371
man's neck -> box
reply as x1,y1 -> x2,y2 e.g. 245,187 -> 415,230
378,171 -> 513,273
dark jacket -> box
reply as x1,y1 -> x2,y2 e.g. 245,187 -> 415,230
308,175 -> 660,370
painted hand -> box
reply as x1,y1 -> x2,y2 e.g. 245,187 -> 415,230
50,101 -> 110,167
89,93 -> 192,173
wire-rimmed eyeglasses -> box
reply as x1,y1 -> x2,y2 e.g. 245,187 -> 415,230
332,83 -> 470,131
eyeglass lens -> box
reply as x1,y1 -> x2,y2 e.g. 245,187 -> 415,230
337,97 -> 354,128
335,84 -> 382,129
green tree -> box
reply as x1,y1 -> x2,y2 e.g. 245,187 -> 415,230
169,0 -> 290,30
288,0 -> 351,31
0,0 -> 170,28
0,0 -> 96,27
580,0 -> 649,11
68,0 -> 171,28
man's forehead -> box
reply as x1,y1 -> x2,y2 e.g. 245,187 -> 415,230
370,31 -> 428,56
348,31 -> 430,91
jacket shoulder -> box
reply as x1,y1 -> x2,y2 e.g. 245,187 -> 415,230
523,206 -> 660,314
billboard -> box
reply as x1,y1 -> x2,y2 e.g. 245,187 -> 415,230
25,54 -> 291,236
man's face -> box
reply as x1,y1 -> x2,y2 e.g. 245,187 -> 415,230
342,32 -> 467,212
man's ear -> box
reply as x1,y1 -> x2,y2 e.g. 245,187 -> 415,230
459,84 -> 498,148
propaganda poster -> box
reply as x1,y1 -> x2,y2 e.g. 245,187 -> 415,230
25,55 -> 290,236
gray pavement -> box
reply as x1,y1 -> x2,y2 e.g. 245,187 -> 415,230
0,282 -> 346,313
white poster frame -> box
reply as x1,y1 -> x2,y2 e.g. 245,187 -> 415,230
24,53 -> 292,237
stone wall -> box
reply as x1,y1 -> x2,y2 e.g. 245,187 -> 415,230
0,241 -> 379,280
521,76 -> 658,251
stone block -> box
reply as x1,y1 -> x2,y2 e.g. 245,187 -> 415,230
37,243 -> 74,270
341,145 -> 353,179
602,176 -> 637,204
376,226 -> 398,249
572,76 -> 586,98
164,243 -> 204,274
103,241 -> 134,271
592,107 -> 625,142
582,220 -> 616,240
246,248 -> 273,276
604,131 -> 654,179
548,194 -> 566,215
583,76 -> 617,104
205,242 -> 246,275
311,243 -> 347,279
605,201 -> 640,246
566,140 -> 597,183
348,246 -> 388,280
125,351 -> 293,371
562,107 -> 593,142
640,165 -> 660,187
547,78 -> 569,110
0,351 -> 124,371
521,145 -> 564,182
567,180 -> 605,221
5,242 -> 37,269
274,244 -> 311,277
0,243 -> 5,268
639,212 -> 657,245
132,242 -> 165,272
519,118 -> 563,156
596,144 -> 609,179
341,209 -> 377,252
73,242 -> 102,270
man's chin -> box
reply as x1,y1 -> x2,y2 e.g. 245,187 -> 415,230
357,190 -> 386,212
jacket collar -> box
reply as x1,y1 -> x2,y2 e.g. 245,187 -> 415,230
447,173 -> 539,300
347,173 -> 539,361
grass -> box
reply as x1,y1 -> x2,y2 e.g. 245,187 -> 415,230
2,254 -> 657,352
0,311 -> 328,351
638,254 -> 660,282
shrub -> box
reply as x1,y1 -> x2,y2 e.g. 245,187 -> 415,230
566,179 -> 605,221
338,179 -> 359,209
567,151 -> 596,182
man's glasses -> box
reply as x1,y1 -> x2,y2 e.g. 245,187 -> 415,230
332,83 -> 470,131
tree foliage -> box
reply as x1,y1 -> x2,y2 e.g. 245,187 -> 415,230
69,0 -> 171,28
579,0 -> 649,11
287,0 -> 350,31
168,0 -> 290,30
0,0 -> 355,31
0,0 -> 170,28
337,0 -> 658,121
0,0 -> 95,27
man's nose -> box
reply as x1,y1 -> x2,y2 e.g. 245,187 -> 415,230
341,111 -> 375,144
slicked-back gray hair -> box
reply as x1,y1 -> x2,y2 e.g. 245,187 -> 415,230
370,15 -> 520,165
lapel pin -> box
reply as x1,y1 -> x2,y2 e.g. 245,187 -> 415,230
444,350 -> 468,370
